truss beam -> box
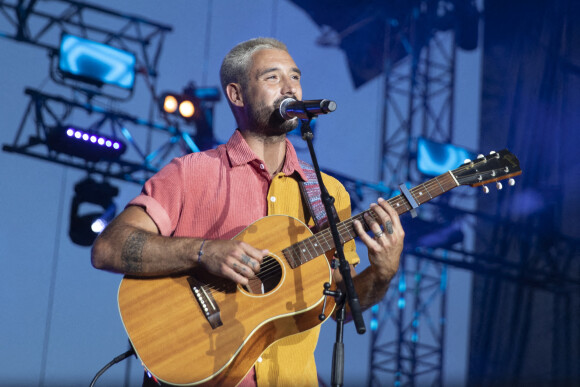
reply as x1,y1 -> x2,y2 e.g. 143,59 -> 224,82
0,0 -> 172,78
3,88 -> 197,184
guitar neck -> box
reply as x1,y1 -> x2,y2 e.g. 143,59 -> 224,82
283,171 -> 459,268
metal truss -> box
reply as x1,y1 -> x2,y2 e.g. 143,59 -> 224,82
0,1 -> 209,185
368,2 -> 459,385
3,88 -> 199,184
0,0 -> 172,81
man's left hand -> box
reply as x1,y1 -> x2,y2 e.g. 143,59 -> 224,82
353,197 -> 404,281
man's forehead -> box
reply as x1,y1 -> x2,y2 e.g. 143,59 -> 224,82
250,48 -> 299,72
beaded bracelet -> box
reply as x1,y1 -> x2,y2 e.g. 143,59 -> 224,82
197,239 -> 207,264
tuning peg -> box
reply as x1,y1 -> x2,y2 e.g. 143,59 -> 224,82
482,185 -> 490,194
508,178 -> 515,186
464,158 -> 472,164
477,154 -> 485,159
489,151 -> 496,155
496,182 -> 503,190
490,150 -> 500,159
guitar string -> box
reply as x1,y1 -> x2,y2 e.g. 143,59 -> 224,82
198,157 -> 508,295
292,164 -> 506,254
266,166 -> 493,272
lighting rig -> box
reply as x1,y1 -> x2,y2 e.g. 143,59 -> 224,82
0,1 -> 220,246
158,83 -> 221,151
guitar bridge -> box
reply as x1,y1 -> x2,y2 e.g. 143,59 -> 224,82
187,276 -> 223,329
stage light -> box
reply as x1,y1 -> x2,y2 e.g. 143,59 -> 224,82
47,125 -> 127,161
69,178 -> 119,246
90,203 -> 117,233
179,99 -> 195,118
159,85 -> 220,122
162,95 -> 178,114
159,92 -> 200,121
58,34 -> 136,90
416,137 -> 475,176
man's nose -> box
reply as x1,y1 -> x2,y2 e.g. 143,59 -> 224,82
281,76 -> 298,96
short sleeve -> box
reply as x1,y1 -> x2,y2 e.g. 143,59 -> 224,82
127,158 -> 184,236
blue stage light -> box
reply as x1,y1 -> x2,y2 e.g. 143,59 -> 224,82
69,178 -> 118,246
91,203 -> 117,233
58,34 -> 136,90
417,137 -> 476,176
47,126 -> 127,161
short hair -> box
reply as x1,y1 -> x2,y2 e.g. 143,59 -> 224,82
219,37 -> 288,93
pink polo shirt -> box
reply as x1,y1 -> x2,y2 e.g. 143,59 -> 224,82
129,129 -> 308,239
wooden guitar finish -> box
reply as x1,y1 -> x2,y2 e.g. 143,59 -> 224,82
119,215 -> 336,386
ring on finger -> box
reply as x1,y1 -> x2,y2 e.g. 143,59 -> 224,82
385,220 -> 394,234
374,230 -> 384,239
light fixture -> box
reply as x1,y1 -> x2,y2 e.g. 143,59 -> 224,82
416,137 -> 475,176
69,178 -> 119,246
159,84 -> 220,122
159,92 -> 201,121
46,125 -> 127,162
58,33 -> 136,90
158,84 -> 220,151
162,95 -> 179,114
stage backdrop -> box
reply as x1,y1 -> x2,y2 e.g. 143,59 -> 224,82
470,0 -> 580,385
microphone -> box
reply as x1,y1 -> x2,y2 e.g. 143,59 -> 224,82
279,98 -> 337,120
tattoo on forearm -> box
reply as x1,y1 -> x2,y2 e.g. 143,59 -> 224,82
121,231 -> 149,273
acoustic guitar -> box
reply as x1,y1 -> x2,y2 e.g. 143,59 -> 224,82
117,149 -> 521,386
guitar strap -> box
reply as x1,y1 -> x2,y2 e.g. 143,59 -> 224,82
298,159 -> 337,232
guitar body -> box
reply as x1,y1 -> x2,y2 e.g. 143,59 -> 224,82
118,215 -> 335,386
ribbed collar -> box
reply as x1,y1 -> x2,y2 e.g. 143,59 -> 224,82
225,129 -> 307,181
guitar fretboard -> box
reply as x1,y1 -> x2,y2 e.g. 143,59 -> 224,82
282,172 -> 458,268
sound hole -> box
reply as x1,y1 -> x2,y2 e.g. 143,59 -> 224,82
243,255 -> 282,295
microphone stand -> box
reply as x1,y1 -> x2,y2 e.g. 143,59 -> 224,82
298,117 -> 366,387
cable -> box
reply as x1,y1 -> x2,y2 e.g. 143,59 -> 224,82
271,0 -> 279,37
201,0 -> 213,85
89,347 -> 136,387
39,168 -> 68,386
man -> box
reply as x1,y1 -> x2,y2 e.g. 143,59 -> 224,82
91,37 -> 404,386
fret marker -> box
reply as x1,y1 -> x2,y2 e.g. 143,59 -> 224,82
419,192 -> 423,196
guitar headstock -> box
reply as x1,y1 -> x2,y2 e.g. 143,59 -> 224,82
452,149 -> 522,192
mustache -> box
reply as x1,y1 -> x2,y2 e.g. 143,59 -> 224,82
274,96 -> 297,109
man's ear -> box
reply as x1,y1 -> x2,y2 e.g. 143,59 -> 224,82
226,83 -> 244,107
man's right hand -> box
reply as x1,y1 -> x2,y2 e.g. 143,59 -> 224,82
198,240 -> 268,286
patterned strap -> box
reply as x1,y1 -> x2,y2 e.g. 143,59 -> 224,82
298,159 -> 332,232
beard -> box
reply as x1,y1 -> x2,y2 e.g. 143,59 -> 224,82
246,96 -> 299,137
